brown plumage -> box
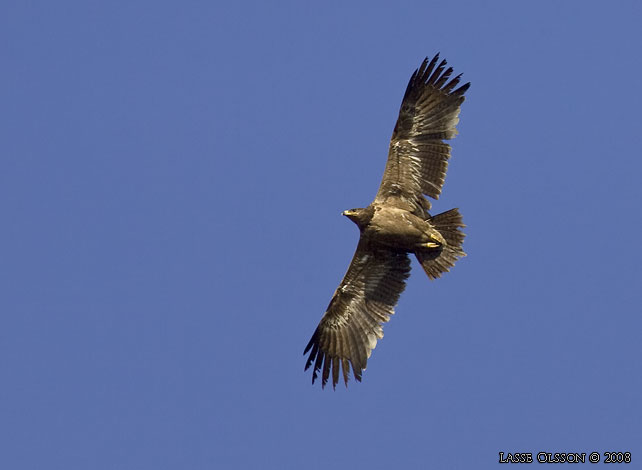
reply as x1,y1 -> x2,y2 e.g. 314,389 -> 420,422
304,54 -> 470,388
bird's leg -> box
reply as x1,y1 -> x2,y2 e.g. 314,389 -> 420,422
422,241 -> 440,248
420,230 -> 446,249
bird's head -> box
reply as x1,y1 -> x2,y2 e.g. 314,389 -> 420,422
342,207 -> 374,229
342,208 -> 361,218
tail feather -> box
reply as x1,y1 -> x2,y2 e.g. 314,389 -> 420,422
416,208 -> 466,280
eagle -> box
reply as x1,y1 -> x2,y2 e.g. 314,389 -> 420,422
304,54 -> 470,389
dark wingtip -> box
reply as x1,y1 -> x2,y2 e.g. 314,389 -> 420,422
403,53 -> 472,103
453,81 -> 471,97
304,328 -> 322,388
304,335 -> 355,390
352,366 -> 363,383
304,333 -> 318,371
303,329 -> 314,354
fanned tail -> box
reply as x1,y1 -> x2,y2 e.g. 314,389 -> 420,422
415,208 -> 466,280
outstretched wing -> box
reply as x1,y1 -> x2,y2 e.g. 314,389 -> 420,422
374,54 -> 470,214
304,240 -> 411,389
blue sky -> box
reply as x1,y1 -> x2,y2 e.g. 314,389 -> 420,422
2,1 -> 641,468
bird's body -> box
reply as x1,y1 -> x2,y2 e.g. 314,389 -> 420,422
363,204 -> 445,251
304,54 -> 470,388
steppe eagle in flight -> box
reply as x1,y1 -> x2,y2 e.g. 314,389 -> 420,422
304,54 -> 470,388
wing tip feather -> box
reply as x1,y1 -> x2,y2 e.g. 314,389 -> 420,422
409,53 -> 470,99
